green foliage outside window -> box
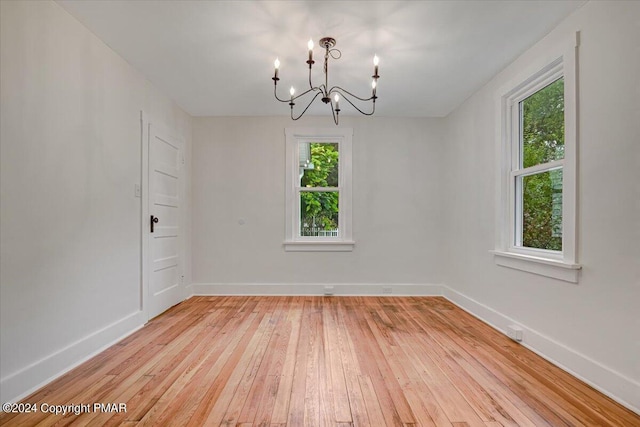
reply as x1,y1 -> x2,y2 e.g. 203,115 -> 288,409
300,143 -> 339,233
521,78 -> 564,250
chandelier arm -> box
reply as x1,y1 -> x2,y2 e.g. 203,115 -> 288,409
340,92 -> 376,116
331,86 -> 376,102
273,83 -> 291,103
292,87 -> 320,102
291,92 -> 322,120
274,83 -> 318,103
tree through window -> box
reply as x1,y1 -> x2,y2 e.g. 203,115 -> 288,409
299,142 -> 339,236
519,78 -> 564,250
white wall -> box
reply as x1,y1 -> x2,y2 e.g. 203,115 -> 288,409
192,116 -> 444,288
443,0 -> 639,410
0,0 -> 191,402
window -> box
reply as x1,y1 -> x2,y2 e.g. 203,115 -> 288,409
516,77 -> 565,252
494,35 -> 581,282
284,128 -> 354,251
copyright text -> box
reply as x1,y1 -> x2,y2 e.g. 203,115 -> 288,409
2,402 -> 127,415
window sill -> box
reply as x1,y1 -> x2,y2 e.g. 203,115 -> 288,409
284,240 -> 355,252
491,250 -> 581,283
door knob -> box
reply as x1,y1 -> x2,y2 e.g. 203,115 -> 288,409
150,215 -> 159,233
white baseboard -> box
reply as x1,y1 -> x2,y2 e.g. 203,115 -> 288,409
189,282 -> 444,296
0,310 -> 146,404
442,286 -> 640,415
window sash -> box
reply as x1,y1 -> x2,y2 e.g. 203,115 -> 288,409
509,63 -> 563,171
297,189 -> 341,239
295,140 -> 342,240
511,164 -> 564,255
507,64 -> 566,257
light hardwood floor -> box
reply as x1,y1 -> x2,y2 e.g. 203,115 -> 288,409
1,296 -> 638,426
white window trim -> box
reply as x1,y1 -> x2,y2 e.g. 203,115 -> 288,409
284,127 -> 354,252
493,33 -> 581,283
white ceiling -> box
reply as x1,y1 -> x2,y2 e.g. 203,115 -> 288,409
57,0 -> 585,118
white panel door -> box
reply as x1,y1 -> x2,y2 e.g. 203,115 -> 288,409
148,123 -> 184,318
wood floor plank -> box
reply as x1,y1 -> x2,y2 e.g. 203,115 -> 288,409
138,298 -> 263,426
428,304 -> 597,426
103,297 -> 248,425
379,298 -> 484,427
334,299 -> 371,427
398,306 -> 522,427
443,301 -> 640,427
341,299 -> 405,426
218,298 -> 286,426
419,299 -> 587,426
269,297 -> 304,425
2,296 -> 638,427
352,297 -> 417,425
236,297 -> 291,425
407,298 -> 555,426
286,298 -> 313,426
365,301 -> 447,427
358,374 -> 387,427
182,298 -> 273,427
303,298 -> 322,427
322,297 -> 352,423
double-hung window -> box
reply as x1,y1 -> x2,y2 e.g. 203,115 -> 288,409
284,128 -> 354,251
494,35 -> 581,282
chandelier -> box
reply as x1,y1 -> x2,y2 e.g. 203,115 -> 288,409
272,37 -> 379,125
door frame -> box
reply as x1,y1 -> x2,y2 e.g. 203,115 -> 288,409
140,111 -> 186,322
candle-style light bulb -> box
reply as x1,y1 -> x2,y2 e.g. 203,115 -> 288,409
334,93 -> 340,111
373,54 -> 379,77
372,80 -> 377,96
307,39 -> 314,62
274,58 -> 280,79
290,86 -> 295,98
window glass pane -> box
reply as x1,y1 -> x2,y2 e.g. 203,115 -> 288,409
299,142 -> 339,187
521,78 -> 564,168
300,191 -> 339,237
519,168 -> 563,250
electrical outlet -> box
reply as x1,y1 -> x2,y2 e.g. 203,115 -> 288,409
134,183 -> 141,198
506,324 -> 523,342
382,286 -> 393,294
324,285 -> 334,296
